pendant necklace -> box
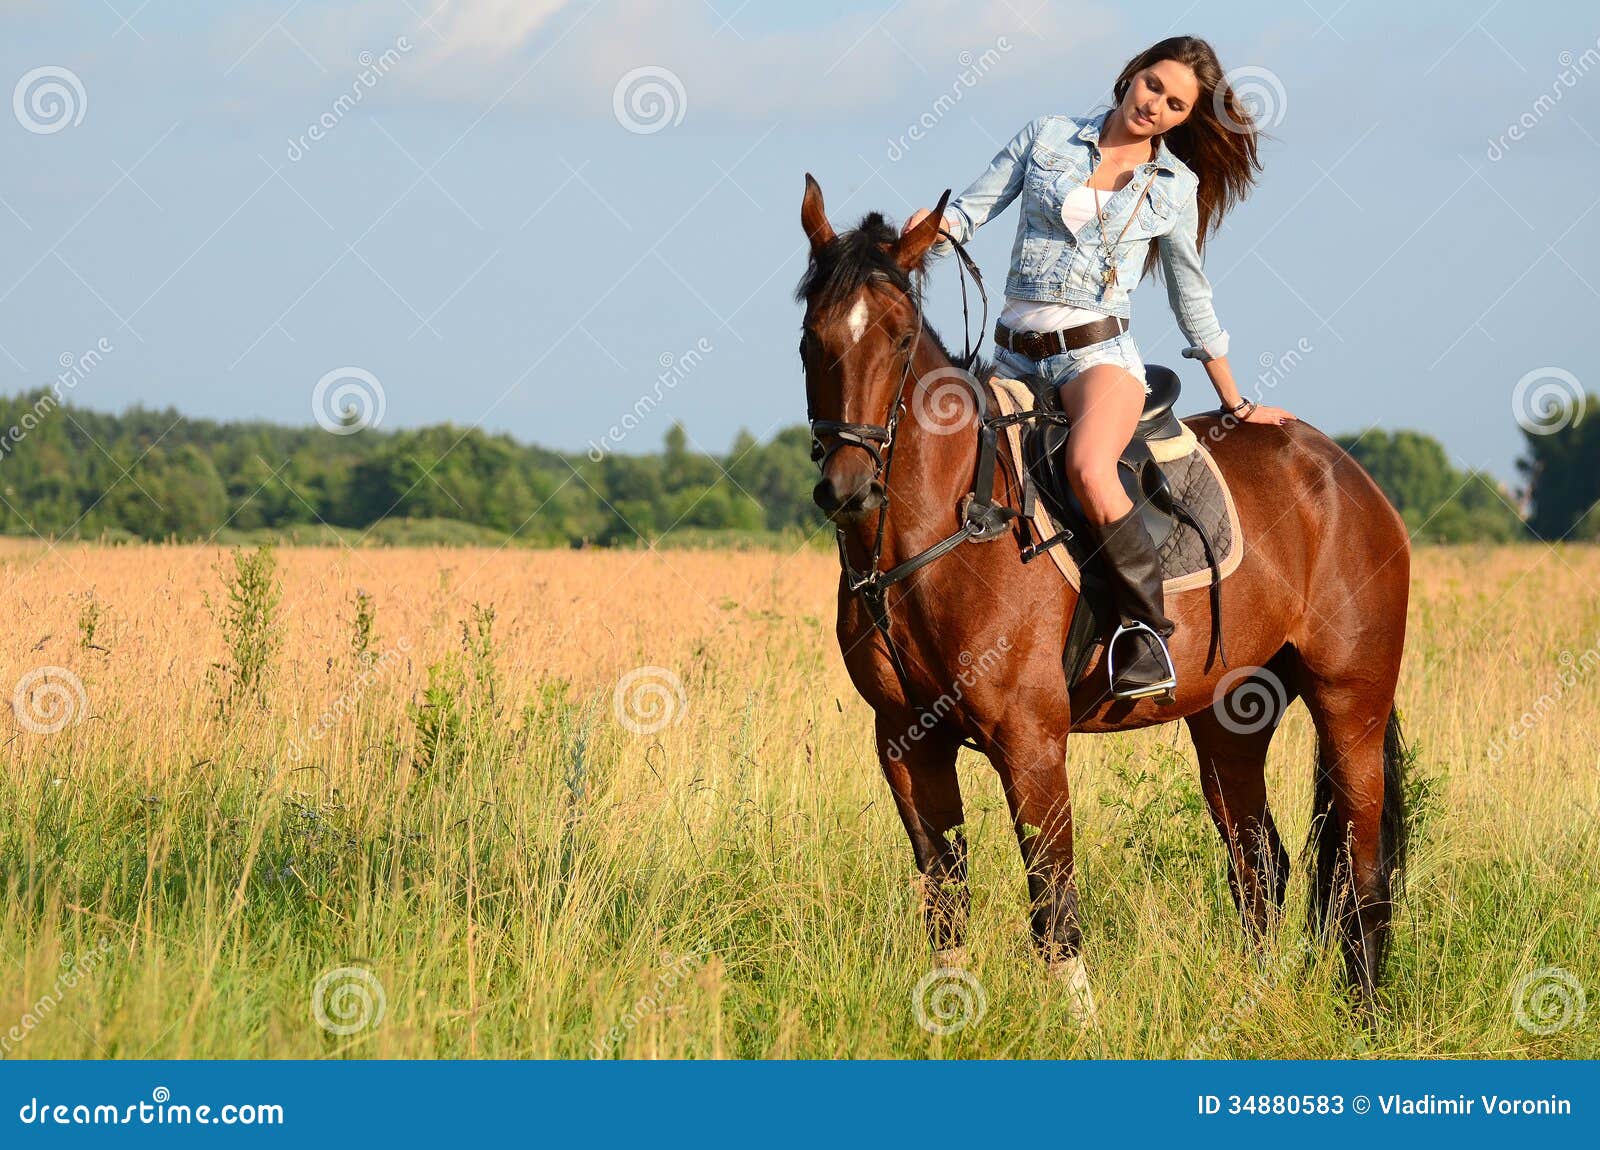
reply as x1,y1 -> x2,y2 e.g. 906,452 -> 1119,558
1091,182 -> 1116,290
1090,153 -> 1157,294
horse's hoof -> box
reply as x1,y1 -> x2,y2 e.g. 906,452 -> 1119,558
932,946 -> 969,969
1048,955 -> 1099,1026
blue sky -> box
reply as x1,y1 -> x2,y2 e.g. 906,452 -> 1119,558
1,0 -> 1596,485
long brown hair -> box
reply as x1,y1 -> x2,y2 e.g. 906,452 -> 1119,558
1111,36 -> 1265,283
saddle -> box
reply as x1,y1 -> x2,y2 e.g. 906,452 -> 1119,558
1019,364 -> 1186,553
1007,364 -> 1231,694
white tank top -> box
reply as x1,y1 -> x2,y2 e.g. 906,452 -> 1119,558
1000,184 -> 1113,334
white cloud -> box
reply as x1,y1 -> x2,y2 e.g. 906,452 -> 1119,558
220,0 -> 1125,122
421,0 -> 570,65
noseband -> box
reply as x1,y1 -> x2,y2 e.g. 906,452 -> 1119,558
808,418 -> 891,473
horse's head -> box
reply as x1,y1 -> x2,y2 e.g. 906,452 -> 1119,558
795,174 -> 950,521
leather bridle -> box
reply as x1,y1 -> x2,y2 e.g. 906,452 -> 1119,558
803,230 -> 1030,710
807,419 -> 891,473
806,230 -> 984,479
805,286 -> 922,480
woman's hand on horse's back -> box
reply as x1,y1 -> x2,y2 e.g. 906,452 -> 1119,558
1243,403 -> 1297,426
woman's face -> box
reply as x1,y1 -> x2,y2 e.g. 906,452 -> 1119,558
1119,59 -> 1199,139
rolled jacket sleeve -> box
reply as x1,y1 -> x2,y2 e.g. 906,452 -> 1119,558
929,116 -> 1043,257
1157,184 -> 1230,362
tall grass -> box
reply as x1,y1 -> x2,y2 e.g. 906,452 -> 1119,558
0,541 -> 1595,1058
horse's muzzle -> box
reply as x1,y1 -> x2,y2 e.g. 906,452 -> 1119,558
813,475 -> 887,520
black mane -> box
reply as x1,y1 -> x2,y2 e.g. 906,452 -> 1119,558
794,210 -> 991,380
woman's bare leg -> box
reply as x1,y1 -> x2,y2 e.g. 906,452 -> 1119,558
1058,363 -> 1145,526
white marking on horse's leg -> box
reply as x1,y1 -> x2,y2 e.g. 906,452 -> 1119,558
1048,955 -> 1099,1026
846,294 -> 869,344
933,946 -> 968,969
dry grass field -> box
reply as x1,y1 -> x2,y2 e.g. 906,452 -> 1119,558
1,538 -> 1596,1058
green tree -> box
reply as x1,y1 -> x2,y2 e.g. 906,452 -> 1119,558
1337,429 -> 1523,543
1518,392 -> 1600,541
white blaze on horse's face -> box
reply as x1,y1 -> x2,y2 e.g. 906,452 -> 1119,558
846,293 -> 870,345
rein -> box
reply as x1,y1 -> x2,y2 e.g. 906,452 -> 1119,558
808,231 -> 1063,714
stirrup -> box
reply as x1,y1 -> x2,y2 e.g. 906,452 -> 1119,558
1105,620 -> 1176,699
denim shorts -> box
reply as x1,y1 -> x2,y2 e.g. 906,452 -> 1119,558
991,331 -> 1151,397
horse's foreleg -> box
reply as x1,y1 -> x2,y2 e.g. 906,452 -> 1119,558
991,729 -> 1095,1021
876,716 -> 968,965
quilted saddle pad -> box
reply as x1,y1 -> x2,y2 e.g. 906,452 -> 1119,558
985,375 -> 1245,594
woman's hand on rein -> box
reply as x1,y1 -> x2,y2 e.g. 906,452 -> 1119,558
904,209 -> 954,235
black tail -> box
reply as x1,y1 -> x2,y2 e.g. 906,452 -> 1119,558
1379,709 -> 1410,906
1306,707 -> 1409,981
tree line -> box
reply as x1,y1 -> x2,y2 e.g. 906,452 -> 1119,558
0,388 -> 1592,546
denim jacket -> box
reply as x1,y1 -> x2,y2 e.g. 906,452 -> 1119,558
930,109 -> 1229,362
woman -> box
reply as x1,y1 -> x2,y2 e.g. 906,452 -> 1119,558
905,35 -> 1297,700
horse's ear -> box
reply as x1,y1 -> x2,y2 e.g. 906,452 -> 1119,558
894,188 -> 952,272
802,173 -> 835,253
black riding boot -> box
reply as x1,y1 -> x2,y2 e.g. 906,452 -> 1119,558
1090,503 -> 1177,699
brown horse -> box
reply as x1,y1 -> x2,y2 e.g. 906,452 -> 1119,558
795,175 -> 1411,1020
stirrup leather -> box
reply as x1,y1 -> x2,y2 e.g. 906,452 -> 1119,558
1105,621 -> 1177,699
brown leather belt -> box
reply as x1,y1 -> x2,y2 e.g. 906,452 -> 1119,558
994,315 -> 1127,360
